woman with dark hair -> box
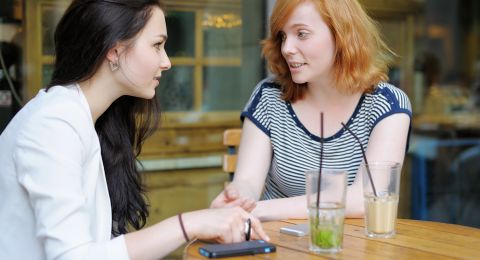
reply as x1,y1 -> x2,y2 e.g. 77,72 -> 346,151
211,0 -> 411,220
0,0 -> 268,259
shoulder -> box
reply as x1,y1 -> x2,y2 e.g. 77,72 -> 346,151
242,78 -> 285,132
16,85 -> 93,145
251,77 -> 282,97
39,86 -> 90,124
368,82 -> 412,112
247,77 -> 283,105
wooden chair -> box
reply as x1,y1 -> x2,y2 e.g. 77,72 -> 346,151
222,128 -> 242,181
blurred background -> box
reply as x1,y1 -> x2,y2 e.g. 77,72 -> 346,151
1,0 -> 479,252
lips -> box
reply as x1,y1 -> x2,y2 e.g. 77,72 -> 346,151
288,62 -> 306,69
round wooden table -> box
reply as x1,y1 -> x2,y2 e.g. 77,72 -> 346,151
184,218 -> 480,259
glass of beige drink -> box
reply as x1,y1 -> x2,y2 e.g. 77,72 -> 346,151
306,169 -> 347,253
361,162 -> 402,238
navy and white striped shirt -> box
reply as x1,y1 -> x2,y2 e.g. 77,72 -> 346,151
241,78 -> 412,200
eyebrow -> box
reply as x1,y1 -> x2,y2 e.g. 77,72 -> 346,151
156,34 -> 168,41
287,23 -> 311,29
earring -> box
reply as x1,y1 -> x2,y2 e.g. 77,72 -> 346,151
109,61 -> 119,72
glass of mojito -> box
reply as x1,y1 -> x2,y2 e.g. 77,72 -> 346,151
305,169 -> 347,253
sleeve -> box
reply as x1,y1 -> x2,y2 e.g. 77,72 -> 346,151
240,79 -> 275,137
369,83 -> 413,152
369,83 -> 412,129
13,107 -> 130,260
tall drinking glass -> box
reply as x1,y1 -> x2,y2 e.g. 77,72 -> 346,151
361,162 -> 402,238
306,169 -> 347,253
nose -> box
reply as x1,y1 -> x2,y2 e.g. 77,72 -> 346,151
281,36 -> 297,57
160,49 -> 171,71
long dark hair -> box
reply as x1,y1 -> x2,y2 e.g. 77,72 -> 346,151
47,0 -> 163,236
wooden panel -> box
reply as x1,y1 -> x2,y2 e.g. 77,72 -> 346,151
223,128 -> 242,146
144,168 -> 229,259
142,128 -> 222,157
360,0 -> 423,18
164,0 -> 240,10
222,154 -> 237,173
143,126 -> 229,158
144,168 -> 228,226
141,112 -> 241,159
222,128 -> 241,173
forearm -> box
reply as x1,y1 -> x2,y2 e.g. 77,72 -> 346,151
124,215 -> 187,260
252,196 -> 308,221
251,187 -> 365,221
345,184 -> 365,218
231,179 -> 263,200
340,164 -> 367,218
230,118 -> 272,201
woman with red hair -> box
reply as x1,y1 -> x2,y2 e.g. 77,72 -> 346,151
211,0 -> 411,220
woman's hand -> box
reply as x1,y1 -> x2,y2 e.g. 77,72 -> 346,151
210,184 -> 256,212
183,207 -> 269,243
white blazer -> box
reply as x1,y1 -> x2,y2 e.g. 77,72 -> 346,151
0,85 -> 129,260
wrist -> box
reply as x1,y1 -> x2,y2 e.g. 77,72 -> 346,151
180,211 -> 199,241
178,213 -> 190,242
251,200 -> 268,221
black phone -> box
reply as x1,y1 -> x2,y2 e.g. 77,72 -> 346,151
198,240 -> 276,258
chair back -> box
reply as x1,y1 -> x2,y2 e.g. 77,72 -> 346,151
222,128 -> 242,180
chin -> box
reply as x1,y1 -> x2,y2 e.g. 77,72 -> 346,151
132,89 -> 156,100
139,83 -> 157,99
292,77 -> 307,84
144,90 -> 156,99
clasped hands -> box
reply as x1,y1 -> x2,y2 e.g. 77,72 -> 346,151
210,183 -> 263,241
210,183 -> 257,212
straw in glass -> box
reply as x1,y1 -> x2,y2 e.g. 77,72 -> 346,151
316,112 -> 324,210
340,122 -> 378,197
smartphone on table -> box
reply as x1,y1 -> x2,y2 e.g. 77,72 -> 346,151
198,240 -> 276,258
279,223 -> 309,237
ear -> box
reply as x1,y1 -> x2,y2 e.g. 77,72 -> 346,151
106,43 -> 123,63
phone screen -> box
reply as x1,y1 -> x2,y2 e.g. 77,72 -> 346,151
199,240 -> 276,258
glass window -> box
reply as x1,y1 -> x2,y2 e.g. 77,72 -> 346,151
41,3 -> 65,56
202,66 -> 241,111
203,11 -> 242,58
159,0 -> 266,113
165,11 -> 195,57
157,66 -> 194,111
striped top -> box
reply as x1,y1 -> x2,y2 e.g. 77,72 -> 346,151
241,78 -> 412,200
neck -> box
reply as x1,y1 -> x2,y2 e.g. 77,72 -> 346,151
291,80 -> 363,137
304,80 -> 354,109
78,72 -> 122,123
303,81 -> 362,114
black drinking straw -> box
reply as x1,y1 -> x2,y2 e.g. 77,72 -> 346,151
341,122 -> 378,197
316,113 -> 324,210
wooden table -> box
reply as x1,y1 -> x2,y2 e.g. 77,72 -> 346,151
184,218 -> 480,259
